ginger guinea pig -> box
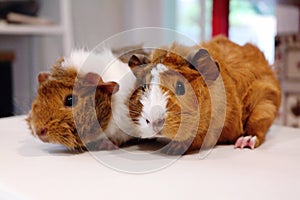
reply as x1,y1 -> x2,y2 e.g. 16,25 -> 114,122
27,49 -> 138,151
128,36 -> 281,155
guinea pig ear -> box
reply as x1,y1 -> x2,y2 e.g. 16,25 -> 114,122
188,49 -> 220,84
128,54 -> 150,69
38,72 -> 50,84
98,81 -> 119,95
128,54 -> 150,67
84,72 -> 104,86
84,72 -> 119,95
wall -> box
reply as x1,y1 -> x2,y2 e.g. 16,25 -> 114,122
72,0 -> 123,48
71,0 -> 163,48
0,37 -> 32,113
276,4 -> 299,33
1,0 -> 165,114
275,4 -> 300,125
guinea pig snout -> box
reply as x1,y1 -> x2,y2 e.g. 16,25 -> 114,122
36,128 -> 49,142
151,118 -> 165,133
145,105 -> 166,134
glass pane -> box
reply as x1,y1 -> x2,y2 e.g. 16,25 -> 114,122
229,0 -> 276,63
176,0 -> 201,41
163,0 -> 212,42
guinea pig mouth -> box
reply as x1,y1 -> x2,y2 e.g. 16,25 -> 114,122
140,131 -> 164,139
38,134 -> 49,143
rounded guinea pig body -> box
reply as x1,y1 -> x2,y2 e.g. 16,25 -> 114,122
27,49 -> 138,151
128,36 -> 281,155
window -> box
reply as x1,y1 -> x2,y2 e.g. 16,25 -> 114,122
164,0 -> 212,43
229,0 -> 277,63
164,0 -> 276,63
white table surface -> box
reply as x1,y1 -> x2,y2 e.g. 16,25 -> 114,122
0,115 -> 300,200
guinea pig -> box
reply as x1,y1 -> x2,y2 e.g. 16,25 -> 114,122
128,36 -> 281,155
27,49 -> 139,151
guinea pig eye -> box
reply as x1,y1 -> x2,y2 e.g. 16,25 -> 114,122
142,83 -> 147,92
64,95 -> 78,107
175,81 -> 185,95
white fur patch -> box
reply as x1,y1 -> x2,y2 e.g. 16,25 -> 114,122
138,64 -> 169,138
62,49 -> 132,83
61,49 -> 90,70
150,64 -> 168,84
62,48 -> 138,143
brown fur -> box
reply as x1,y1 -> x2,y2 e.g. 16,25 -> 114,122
202,36 -> 281,147
128,36 -> 281,155
27,59 -> 118,151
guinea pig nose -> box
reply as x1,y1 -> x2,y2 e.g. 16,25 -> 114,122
152,118 -> 165,132
38,128 -> 48,136
149,105 -> 166,132
156,118 -> 165,126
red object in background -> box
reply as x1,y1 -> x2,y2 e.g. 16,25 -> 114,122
212,0 -> 229,37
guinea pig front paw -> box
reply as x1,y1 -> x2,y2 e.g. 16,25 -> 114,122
86,138 -> 119,151
234,135 -> 258,149
160,139 -> 192,155
74,146 -> 88,152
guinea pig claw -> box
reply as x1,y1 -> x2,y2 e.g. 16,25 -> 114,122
234,136 -> 257,149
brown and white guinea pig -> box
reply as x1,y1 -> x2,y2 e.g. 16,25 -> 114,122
27,49 -> 139,151
128,36 -> 281,155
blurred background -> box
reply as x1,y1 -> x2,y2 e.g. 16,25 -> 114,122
0,0 -> 299,127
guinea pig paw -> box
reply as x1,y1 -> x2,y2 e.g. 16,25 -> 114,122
234,136 -> 257,149
86,139 -> 119,151
74,146 -> 88,152
160,140 -> 190,155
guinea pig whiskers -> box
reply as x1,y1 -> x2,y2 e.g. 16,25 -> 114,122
131,118 -> 140,123
128,100 -> 142,105
128,102 -> 142,110
168,112 -> 182,116
166,101 -> 182,113
128,110 -> 142,115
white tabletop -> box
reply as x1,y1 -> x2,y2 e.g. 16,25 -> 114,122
0,116 -> 300,200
